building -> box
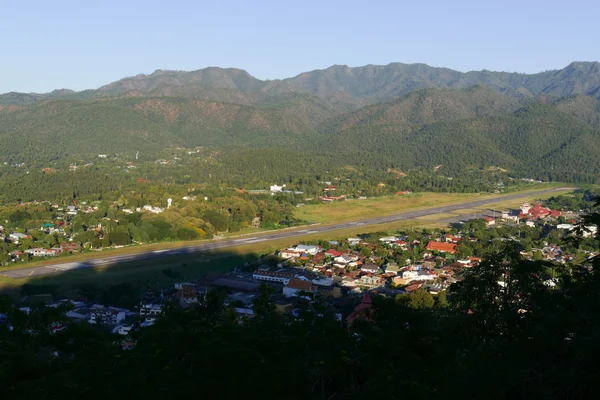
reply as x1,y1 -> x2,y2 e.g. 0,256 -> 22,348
270,184 -> 285,193
88,308 -> 126,325
311,276 -> 333,286
66,206 -> 78,215
346,293 -> 373,328
283,278 -> 316,299
425,241 -> 457,254
24,248 -> 57,257
252,270 -> 295,284
140,304 -> 163,319
180,283 -> 198,305
295,244 -> 320,255
484,216 -> 496,226
360,264 -> 380,274
8,232 -> 28,243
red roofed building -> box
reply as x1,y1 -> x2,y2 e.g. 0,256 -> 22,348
325,250 -> 343,258
519,203 -> 561,220
346,293 -> 373,327
425,241 -> 457,254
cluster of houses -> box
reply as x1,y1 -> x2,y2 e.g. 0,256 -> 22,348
501,202 -> 563,226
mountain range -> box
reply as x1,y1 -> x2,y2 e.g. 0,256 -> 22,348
1,61 -> 600,182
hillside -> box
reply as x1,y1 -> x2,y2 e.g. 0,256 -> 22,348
317,94 -> 600,181
0,96 -> 326,162
1,65 -> 600,184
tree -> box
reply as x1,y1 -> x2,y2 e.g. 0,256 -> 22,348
395,289 -> 434,309
436,290 -> 449,308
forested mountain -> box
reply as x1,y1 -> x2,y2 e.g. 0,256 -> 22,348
1,62 -> 600,184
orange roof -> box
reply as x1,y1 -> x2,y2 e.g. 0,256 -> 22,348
346,293 -> 373,326
425,241 -> 457,254
286,278 -> 313,291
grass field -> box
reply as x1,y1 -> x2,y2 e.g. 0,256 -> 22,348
293,183 -> 568,224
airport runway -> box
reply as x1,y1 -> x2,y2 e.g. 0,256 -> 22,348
1,187 -> 573,279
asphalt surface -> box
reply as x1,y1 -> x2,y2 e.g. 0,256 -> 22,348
1,187 -> 573,280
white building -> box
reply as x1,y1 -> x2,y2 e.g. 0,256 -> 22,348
89,309 -> 126,325
252,270 -> 295,284
141,205 -> 164,214
347,238 -> 361,246
379,236 -> 397,244
139,304 -> 163,319
9,232 -> 27,243
295,244 -> 320,255
311,277 -> 333,287
24,248 -> 57,257
270,184 -> 286,193
402,270 -> 419,281
66,206 -> 78,215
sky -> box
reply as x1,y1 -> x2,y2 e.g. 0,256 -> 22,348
1,0 -> 599,93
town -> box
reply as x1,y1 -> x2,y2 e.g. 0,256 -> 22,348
4,197 -> 598,350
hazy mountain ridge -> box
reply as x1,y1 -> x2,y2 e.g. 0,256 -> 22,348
3,61 -> 600,108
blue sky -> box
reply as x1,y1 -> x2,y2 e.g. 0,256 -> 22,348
2,0 -> 598,93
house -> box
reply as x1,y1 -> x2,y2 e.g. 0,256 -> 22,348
66,206 -> 78,215
358,275 -> 383,287
8,232 -> 28,243
279,249 -> 304,259
425,241 -> 457,254
394,240 -> 408,250
311,277 -> 334,287
360,263 -> 380,274
24,248 -> 57,257
88,308 -> 126,325
347,238 -> 361,246
346,293 -> 373,328
283,278 -> 316,299
444,234 -> 460,243
180,283 -> 198,305
402,270 -> 419,281
252,270 -> 295,284
501,211 -> 519,222
484,216 -> 496,226
295,244 -> 320,255
379,236 -> 397,244
140,304 -> 163,319
518,203 -> 561,220
334,254 -> 358,265
270,184 -> 285,193
384,262 -> 400,275
141,205 -> 164,214
325,249 -> 343,258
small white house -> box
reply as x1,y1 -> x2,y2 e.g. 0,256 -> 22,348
311,277 -> 333,287
295,244 -> 320,255
379,236 -> 397,244
66,206 -> 78,215
270,184 -> 285,193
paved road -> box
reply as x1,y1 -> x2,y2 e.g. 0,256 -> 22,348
1,187 -> 573,279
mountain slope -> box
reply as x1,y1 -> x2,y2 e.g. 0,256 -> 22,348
0,97 -> 324,163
